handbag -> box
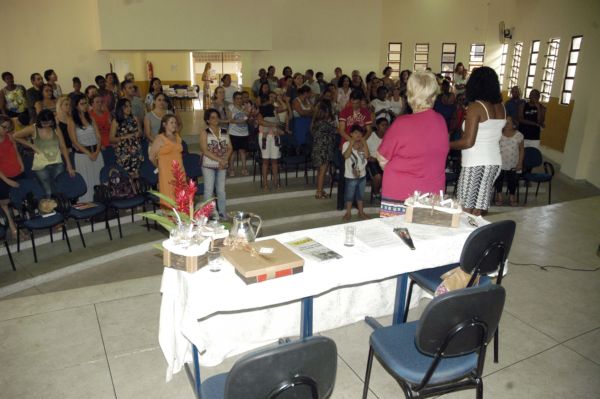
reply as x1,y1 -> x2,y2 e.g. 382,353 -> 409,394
434,266 -> 480,297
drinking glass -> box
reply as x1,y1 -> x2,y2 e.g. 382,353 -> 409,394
207,247 -> 222,272
344,226 -> 356,247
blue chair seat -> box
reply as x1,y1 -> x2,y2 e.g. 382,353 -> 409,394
370,322 -> 478,386
200,373 -> 227,399
69,203 -> 106,219
409,264 -> 492,293
110,196 -> 145,209
145,192 -> 160,204
524,172 -> 552,182
24,213 -> 64,230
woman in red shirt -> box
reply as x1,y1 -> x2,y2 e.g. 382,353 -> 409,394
89,94 -> 112,149
377,72 -> 449,217
0,116 -> 25,237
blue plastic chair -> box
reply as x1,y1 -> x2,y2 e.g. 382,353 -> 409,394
0,209 -> 16,271
363,285 -> 506,399
8,178 -> 72,263
403,220 -> 516,364
98,164 -> 147,239
55,172 -> 111,247
201,336 -> 337,399
522,147 -> 554,204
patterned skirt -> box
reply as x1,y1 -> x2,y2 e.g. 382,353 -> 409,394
380,197 -> 406,217
456,165 -> 501,210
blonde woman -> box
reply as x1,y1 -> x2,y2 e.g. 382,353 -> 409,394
55,95 -> 73,151
201,63 -> 213,110
377,71 -> 449,217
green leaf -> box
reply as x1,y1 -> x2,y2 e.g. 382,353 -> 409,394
148,190 -> 177,207
140,212 -> 176,231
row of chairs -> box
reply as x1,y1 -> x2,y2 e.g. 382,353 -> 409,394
197,220 -> 515,399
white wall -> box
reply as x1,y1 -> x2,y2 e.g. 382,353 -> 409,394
0,0 -> 109,88
245,0 -> 383,82
97,0 -> 272,51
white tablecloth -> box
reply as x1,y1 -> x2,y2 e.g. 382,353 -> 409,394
159,214 -> 481,381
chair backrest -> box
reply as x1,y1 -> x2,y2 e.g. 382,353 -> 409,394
416,284 -> 506,357
9,178 -> 45,206
183,153 -> 202,180
102,146 -> 117,166
55,172 -> 88,200
139,159 -> 158,186
99,163 -> 131,185
523,147 -> 543,170
459,220 -> 516,278
224,336 -> 337,399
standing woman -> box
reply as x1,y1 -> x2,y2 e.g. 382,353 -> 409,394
210,86 -> 230,131
336,75 -> 352,112
44,69 -> 62,98
14,110 -> 75,197
376,72 -> 449,217
311,99 -> 337,199
0,116 -> 25,238
106,72 -> 120,98
145,77 -> 163,111
453,63 -> 468,95
89,94 -> 112,149
144,93 -> 175,143
291,86 -> 313,146
148,114 -> 184,207
288,73 -> 304,102
68,94 -> 104,203
55,95 -> 73,151
34,84 -> 57,115
382,67 -> 395,91
200,109 -> 232,218
451,66 -> 505,216
201,63 -> 213,110
389,86 -> 404,118
258,92 -> 283,191
110,99 -> 144,177
517,89 -> 546,148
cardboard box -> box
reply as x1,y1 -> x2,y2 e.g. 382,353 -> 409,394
222,238 -> 305,284
162,239 -> 210,273
405,205 -> 460,228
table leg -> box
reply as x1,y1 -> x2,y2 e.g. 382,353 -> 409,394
301,297 -> 313,338
184,344 -> 202,398
392,274 -> 408,325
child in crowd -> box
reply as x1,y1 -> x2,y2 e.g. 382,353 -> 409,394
342,124 -> 369,221
366,118 -> 389,198
495,116 -> 524,206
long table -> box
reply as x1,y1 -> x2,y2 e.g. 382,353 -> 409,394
159,214 -> 480,387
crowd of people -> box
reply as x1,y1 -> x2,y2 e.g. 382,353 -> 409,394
0,62 -> 548,237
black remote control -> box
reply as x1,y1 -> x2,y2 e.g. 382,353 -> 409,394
394,228 -> 416,250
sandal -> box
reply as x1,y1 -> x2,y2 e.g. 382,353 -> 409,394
241,169 -> 249,176
228,169 -> 236,177
315,191 -> 330,199
509,196 -> 518,207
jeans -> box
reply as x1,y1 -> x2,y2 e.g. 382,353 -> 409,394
344,176 -> 366,203
34,162 -> 65,197
202,167 -> 227,217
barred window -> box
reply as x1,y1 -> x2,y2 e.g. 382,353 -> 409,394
499,43 -> 509,90
469,43 -> 485,71
414,43 -> 429,71
441,43 -> 457,79
508,42 -> 523,89
387,43 -> 402,78
525,40 -> 541,97
561,35 -> 583,105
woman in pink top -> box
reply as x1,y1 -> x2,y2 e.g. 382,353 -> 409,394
377,72 -> 449,217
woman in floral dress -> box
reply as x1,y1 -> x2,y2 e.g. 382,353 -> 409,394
311,99 -> 337,199
110,98 -> 144,176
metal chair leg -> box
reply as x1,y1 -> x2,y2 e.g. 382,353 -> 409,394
76,221 -> 86,248
402,280 -> 416,323
63,224 -> 72,252
548,182 -> 552,204
5,240 -> 16,271
116,210 -> 123,239
17,228 -> 20,252
105,210 -> 113,240
362,346 -> 374,399
31,230 -> 38,263
535,182 -> 541,197
494,328 -> 499,363
131,208 -> 135,223
49,228 -> 54,243
524,181 -> 529,204
476,379 -> 484,399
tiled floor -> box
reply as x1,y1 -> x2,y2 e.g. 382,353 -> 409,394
1,109 -> 599,398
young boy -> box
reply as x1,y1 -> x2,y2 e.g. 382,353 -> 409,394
495,116 -> 524,206
342,124 -> 370,221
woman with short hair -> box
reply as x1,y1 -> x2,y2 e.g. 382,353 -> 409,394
451,66 -> 505,215
377,71 -> 449,217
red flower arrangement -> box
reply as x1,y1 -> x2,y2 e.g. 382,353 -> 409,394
141,160 -> 215,231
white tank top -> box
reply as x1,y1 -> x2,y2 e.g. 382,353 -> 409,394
461,100 -> 504,167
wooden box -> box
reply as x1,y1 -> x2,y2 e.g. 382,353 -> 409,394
405,205 -> 460,228
222,239 -> 305,284
162,239 -> 210,273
